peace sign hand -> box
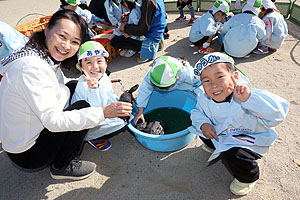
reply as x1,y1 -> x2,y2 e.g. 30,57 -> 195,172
82,68 -> 99,89
229,75 -> 251,102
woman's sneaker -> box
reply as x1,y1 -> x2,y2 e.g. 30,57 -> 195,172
119,49 -> 128,57
125,50 -> 136,57
88,138 -> 112,151
50,158 -> 96,180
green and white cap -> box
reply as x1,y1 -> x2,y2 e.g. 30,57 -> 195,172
150,56 -> 183,87
211,0 -> 230,16
242,0 -> 262,15
262,0 -> 276,9
194,52 -> 250,85
78,41 -> 109,61
65,0 -> 81,6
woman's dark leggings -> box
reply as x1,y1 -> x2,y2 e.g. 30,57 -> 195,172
7,81 -> 90,170
200,136 -> 262,183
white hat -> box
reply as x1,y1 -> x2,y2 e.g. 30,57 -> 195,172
150,56 -> 183,87
242,0 -> 262,15
211,0 -> 230,16
262,0 -> 275,9
194,52 -> 250,86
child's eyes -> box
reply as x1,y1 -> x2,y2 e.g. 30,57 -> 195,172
203,80 -> 210,83
218,75 -> 224,79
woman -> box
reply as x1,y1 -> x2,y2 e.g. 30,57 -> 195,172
0,10 -> 132,181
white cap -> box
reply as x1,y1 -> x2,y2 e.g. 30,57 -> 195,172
242,0 -> 262,15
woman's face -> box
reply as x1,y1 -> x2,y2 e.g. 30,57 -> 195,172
45,18 -> 81,61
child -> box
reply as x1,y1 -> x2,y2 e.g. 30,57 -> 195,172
189,0 -> 230,54
219,0 -> 267,58
175,0 -> 197,25
71,41 -> 126,151
189,52 -> 289,195
105,0 -> 128,27
114,0 -> 144,58
59,0 -> 106,37
253,0 -> 288,54
0,21 -> 28,75
133,55 -> 202,124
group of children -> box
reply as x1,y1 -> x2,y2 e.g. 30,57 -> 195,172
72,36 -> 289,195
0,0 -> 290,196
189,0 -> 288,57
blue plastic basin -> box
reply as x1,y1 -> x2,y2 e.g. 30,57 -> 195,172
128,90 -> 197,152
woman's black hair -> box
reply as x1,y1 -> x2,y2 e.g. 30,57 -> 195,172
121,0 -> 136,10
26,9 -> 90,70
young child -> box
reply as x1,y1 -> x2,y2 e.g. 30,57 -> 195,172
114,0 -> 144,58
59,0 -> 106,37
175,0 -> 197,25
189,52 -> 289,195
220,0 -> 267,58
71,41 -> 126,151
133,55 -> 202,124
189,0 -> 230,54
253,0 -> 288,54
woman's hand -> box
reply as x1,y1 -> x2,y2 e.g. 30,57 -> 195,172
103,101 -> 132,118
133,107 -> 145,125
201,123 -> 219,141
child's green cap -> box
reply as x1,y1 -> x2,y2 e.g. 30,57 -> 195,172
64,0 -> 81,6
78,41 -> 109,61
193,52 -> 250,85
242,0 -> 262,15
211,0 -> 230,16
150,56 -> 183,88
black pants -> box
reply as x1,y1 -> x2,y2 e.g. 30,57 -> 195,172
7,81 -> 90,170
177,0 -> 192,8
192,36 -> 209,47
111,36 -> 143,52
200,136 -> 262,183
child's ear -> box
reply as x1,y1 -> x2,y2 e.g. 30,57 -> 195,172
233,71 -> 239,81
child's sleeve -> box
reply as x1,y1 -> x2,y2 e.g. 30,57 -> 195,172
136,73 -> 154,108
241,88 -> 289,127
181,64 -> 202,95
200,19 -> 218,36
190,95 -> 213,134
219,20 -> 231,35
257,19 -> 268,42
104,0 -> 119,26
77,7 -> 93,25
0,23 -> 28,54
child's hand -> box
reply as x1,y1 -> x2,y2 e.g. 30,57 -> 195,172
216,24 -> 220,31
133,108 -> 145,124
201,123 -> 219,141
230,76 -> 251,102
123,33 -> 129,38
82,68 -> 99,88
